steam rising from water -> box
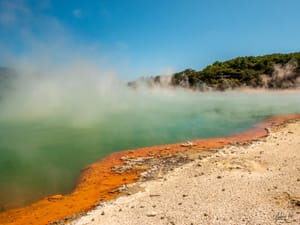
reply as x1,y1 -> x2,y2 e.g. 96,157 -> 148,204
0,0 -> 299,211
261,61 -> 300,88
0,61 -> 120,125
1,59 -> 300,126
0,56 -> 300,211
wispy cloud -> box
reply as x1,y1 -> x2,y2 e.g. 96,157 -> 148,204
0,0 -> 31,25
0,0 -> 70,64
0,1 -> 125,76
72,9 -> 82,18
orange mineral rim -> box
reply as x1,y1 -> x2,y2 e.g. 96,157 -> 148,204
0,114 -> 299,225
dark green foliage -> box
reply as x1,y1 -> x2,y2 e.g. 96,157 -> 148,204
169,52 -> 300,90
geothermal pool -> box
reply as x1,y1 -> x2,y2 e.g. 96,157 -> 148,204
0,89 -> 299,211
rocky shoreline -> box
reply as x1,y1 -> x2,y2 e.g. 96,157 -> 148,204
72,119 -> 300,225
0,114 -> 299,225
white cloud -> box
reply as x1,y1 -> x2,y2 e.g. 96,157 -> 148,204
72,9 -> 82,18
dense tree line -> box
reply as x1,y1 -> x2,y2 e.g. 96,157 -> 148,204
129,52 -> 300,90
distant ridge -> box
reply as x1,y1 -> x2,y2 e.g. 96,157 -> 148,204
129,52 -> 300,90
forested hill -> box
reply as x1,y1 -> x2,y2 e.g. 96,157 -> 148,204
129,52 -> 300,90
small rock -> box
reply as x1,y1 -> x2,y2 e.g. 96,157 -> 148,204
181,141 -> 193,147
294,200 -> 300,207
182,194 -> 188,197
101,211 -> 105,215
121,156 -> 129,160
150,194 -> 160,197
146,212 -> 157,217
47,194 -> 63,202
217,175 -> 222,179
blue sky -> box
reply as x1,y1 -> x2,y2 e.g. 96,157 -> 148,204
0,0 -> 300,79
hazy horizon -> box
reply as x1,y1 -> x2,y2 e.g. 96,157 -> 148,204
1,0 -> 300,79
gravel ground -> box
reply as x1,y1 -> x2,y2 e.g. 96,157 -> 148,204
71,121 -> 300,225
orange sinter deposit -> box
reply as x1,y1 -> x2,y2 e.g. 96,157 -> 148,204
0,114 -> 299,225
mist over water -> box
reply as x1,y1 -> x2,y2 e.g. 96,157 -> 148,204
0,64 -> 300,211
1,0 -> 300,214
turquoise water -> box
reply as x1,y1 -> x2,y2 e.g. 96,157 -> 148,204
0,89 -> 299,210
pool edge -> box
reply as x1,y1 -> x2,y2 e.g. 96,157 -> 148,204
0,114 -> 300,225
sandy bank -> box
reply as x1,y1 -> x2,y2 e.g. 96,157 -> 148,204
0,115 -> 299,225
72,120 -> 300,225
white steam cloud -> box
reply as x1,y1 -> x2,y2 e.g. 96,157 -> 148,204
261,61 -> 299,89
1,0 -> 300,212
